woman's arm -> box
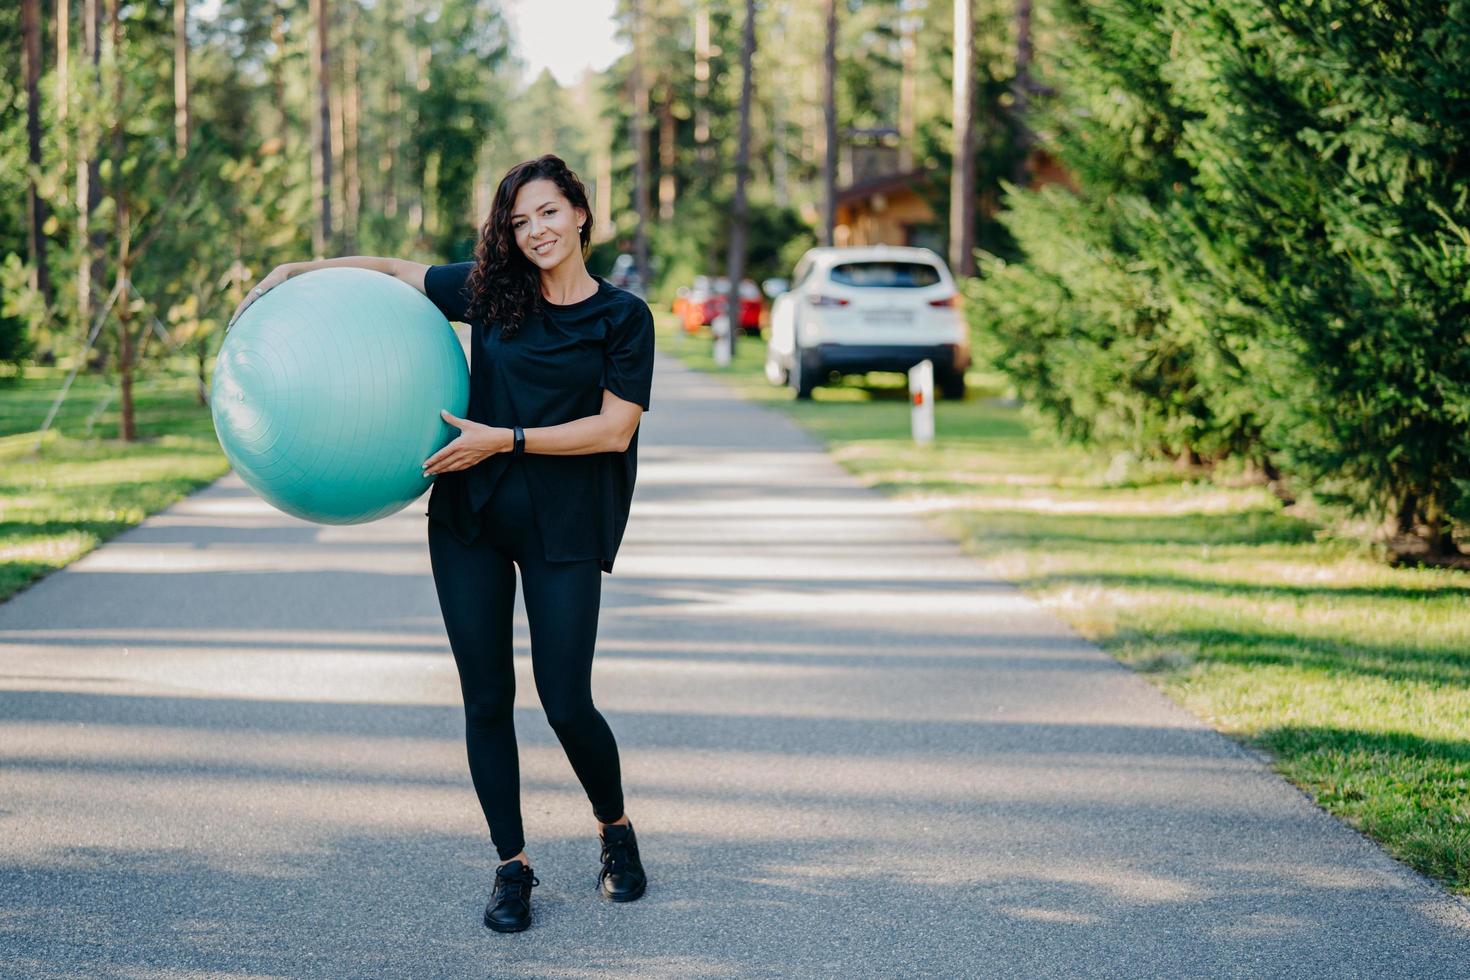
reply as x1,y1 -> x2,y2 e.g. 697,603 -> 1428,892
525,390 -> 644,455
228,256 -> 430,327
422,390 -> 644,476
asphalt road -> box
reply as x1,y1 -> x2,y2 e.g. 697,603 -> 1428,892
2,352 -> 1467,979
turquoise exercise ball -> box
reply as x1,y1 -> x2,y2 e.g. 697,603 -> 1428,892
211,267 -> 470,525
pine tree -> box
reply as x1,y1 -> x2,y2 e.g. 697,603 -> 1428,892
1163,0 -> 1470,560
968,0 -> 1264,463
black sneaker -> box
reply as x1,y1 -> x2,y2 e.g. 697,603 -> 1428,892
598,821 -> 647,902
483,860 -> 539,933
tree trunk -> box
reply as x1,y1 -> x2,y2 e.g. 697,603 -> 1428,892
1384,490 -> 1463,565
402,1 -> 426,240
382,0 -> 401,220
1255,454 -> 1295,506
108,0 -> 135,441
343,0 -> 361,250
269,4 -> 289,150
328,8 -> 347,243
820,0 -> 837,246
630,0 -> 651,290
658,94 -> 676,220
22,0 -> 51,303
1011,0 -> 1034,185
331,80 -> 347,244
595,142 -> 612,235
1173,447 -> 1204,473
79,0 -> 105,370
116,246 -> 135,440
53,0 -> 68,331
694,2 -> 710,152
196,334 -> 210,406
310,0 -> 334,256
723,0 -> 757,358
55,0 -> 67,121
173,0 -> 189,158
769,5 -> 788,207
949,0 -> 976,276
898,5 -> 917,172
406,4 -> 428,239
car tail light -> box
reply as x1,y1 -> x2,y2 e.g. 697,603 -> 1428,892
808,294 -> 849,307
928,295 -> 956,308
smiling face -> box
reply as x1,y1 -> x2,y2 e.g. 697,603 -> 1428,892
511,179 -> 587,272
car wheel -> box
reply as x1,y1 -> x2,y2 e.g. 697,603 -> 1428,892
765,355 -> 789,386
938,370 -> 967,401
790,345 -> 818,400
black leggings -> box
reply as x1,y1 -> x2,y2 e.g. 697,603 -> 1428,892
427,462 -> 625,861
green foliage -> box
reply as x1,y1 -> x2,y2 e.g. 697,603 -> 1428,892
911,0 -> 1028,258
968,0 -> 1263,462
0,3 -> 30,296
968,187 -> 1228,457
1159,0 -> 1470,545
972,0 -> 1470,556
645,195 -> 814,303
496,69 -> 597,180
0,366 -> 229,604
0,0 -> 515,431
408,0 -> 511,256
600,0 -> 1027,293
0,255 -> 38,368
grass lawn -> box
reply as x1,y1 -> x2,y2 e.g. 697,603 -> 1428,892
0,363 -> 230,604
655,313 -> 1470,896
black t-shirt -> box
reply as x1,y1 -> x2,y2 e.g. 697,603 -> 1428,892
422,262 -> 654,573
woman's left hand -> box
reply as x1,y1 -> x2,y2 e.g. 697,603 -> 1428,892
423,411 -> 510,476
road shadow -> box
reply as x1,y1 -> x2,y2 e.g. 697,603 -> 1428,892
3,789 -> 1467,979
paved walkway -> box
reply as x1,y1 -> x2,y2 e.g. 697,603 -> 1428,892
2,354 -> 1467,979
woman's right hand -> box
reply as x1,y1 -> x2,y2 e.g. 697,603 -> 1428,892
228,262 -> 299,329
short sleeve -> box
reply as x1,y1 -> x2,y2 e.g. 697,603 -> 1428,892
600,300 -> 654,411
423,262 -> 474,323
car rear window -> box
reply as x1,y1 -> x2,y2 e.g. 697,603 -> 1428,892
829,262 -> 942,288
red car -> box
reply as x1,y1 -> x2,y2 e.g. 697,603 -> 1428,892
682,276 -> 764,336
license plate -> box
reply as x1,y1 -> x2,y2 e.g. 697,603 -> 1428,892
863,308 -> 914,324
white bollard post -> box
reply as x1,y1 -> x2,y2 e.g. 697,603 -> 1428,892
909,358 -> 935,445
712,314 -> 732,366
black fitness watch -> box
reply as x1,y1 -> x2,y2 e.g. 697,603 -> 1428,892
512,425 -> 525,456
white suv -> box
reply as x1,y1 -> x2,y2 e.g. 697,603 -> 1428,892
764,246 -> 970,400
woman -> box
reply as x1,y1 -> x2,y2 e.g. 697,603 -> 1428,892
230,155 -> 654,934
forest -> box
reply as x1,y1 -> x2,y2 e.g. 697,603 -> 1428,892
2,0 -> 1466,562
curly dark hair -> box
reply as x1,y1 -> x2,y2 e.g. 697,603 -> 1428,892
465,154 -> 595,339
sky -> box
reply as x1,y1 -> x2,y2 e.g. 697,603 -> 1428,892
503,0 -> 627,88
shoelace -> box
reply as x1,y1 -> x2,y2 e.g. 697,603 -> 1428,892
600,837 -> 633,879
493,867 -> 539,905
